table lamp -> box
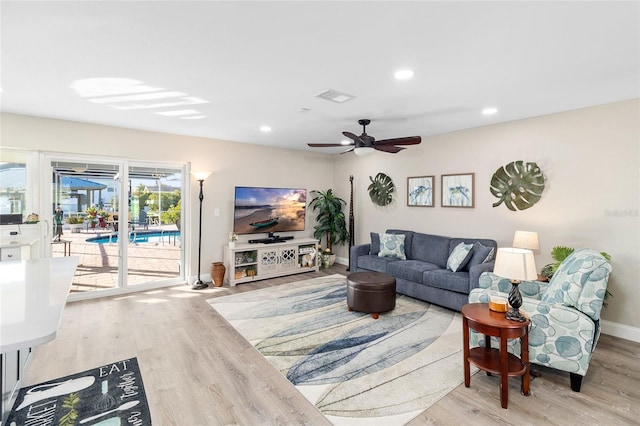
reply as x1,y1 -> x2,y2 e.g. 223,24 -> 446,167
493,247 -> 537,322
513,230 -> 539,250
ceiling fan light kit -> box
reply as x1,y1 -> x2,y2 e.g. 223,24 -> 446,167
354,147 -> 374,157
308,119 -> 421,155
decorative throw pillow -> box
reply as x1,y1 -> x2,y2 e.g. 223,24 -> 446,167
378,233 -> 406,260
370,232 -> 380,255
447,242 -> 474,272
465,242 -> 495,270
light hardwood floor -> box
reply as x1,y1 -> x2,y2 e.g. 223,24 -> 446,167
23,265 -> 640,425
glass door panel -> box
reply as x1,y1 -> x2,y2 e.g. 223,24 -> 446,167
51,160 -> 123,292
126,164 -> 183,286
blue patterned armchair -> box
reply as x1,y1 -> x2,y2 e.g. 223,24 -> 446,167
468,248 -> 612,392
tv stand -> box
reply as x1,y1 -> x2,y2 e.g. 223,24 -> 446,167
224,238 -> 319,286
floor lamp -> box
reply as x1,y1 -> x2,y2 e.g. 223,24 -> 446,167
191,171 -> 211,290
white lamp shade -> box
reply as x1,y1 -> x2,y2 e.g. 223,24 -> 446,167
191,171 -> 212,181
354,147 -> 374,157
513,231 -> 539,250
493,247 -> 538,281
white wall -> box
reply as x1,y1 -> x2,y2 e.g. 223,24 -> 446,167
333,99 -> 639,336
2,99 -> 638,337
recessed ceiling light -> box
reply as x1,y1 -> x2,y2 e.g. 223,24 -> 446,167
340,140 -> 351,145
394,69 -> 414,80
260,126 -> 272,133
482,107 -> 498,115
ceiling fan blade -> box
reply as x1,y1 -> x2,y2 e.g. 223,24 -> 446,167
342,131 -> 362,141
374,145 -> 405,153
307,143 -> 352,147
374,136 -> 421,146
340,147 -> 355,155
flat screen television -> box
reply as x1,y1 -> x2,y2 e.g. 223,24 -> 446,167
233,186 -> 307,235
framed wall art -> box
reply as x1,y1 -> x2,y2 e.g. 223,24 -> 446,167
407,176 -> 434,207
441,173 -> 475,208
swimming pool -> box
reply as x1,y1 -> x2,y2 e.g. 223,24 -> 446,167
87,231 -> 181,244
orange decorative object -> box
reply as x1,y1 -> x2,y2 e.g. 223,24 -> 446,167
489,297 -> 508,312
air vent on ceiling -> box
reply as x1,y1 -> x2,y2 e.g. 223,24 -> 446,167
315,89 -> 355,104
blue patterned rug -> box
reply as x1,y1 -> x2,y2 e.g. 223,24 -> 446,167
208,274 -> 470,425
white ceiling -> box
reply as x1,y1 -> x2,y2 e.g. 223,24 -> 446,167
2,1 -> 639,154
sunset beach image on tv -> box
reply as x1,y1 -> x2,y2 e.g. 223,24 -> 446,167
233,187 -> 307,235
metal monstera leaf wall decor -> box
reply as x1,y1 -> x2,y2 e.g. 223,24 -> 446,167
368,172 -> 395,206
490,161 -> 545,211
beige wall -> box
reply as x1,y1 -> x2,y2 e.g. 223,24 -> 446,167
333,99 -> 639,336
2,98 -> 638,337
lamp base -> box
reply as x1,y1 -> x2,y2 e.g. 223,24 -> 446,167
505,307 -> 527,322
191,280 -> 208,290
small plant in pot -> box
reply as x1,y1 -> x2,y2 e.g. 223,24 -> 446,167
85,206 -> 98,228
229,231 -> 238,248
309,189 -> 349,266
66,216 -> 85,233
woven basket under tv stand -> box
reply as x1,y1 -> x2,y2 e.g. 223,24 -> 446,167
223,238 -> 319,286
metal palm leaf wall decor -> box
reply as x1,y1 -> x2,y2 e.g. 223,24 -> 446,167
490,161 -> 545,211
368,172 -> 395,206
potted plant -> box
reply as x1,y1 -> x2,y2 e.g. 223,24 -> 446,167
229,232 -> 238,248
85,206 -> 98,228
66,216 -> 85,233
541,245 -> 613,304
309,189 -> 349,266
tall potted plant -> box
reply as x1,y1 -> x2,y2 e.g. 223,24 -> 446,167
309,189 -> 349,264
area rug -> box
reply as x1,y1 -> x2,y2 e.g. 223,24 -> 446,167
208,274 -> 473,425
7,357 -> 150,426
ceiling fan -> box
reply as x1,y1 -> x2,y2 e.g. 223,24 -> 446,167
308,119 -> 421,156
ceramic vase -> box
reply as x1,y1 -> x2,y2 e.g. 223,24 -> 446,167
211,262 -> 226,287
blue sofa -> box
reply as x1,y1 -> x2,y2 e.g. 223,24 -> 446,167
350,229 -> 497,311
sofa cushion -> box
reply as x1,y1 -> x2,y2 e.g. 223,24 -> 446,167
465,242 -> 496,271
424,269 -> 470,294
447,242 -> 474,272
378,233 -> 407,259
387,260 -> 441,282
410,232 -> 450,266
357,254 -> 399,273
370,232 -> 380,255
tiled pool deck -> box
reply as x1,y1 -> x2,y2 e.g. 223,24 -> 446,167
51,225 -> 182,292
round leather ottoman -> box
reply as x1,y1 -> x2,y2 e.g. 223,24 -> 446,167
347,271 -> 396,319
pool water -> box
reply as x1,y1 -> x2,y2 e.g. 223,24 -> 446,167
87,231 -> 180,244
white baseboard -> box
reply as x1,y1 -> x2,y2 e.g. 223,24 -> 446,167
601,319 -> 640,343
335,256 -> 348,266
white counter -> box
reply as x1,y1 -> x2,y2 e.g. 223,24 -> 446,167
0,256 -> 78,353
0,236 -> 39,249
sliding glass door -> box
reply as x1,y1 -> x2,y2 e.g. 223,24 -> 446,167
47,155 -> 186,296
125,164 -> 184,287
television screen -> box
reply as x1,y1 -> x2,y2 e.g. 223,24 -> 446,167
233,186 -> 307,235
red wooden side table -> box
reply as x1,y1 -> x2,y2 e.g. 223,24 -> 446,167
462,303 -> 530,409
